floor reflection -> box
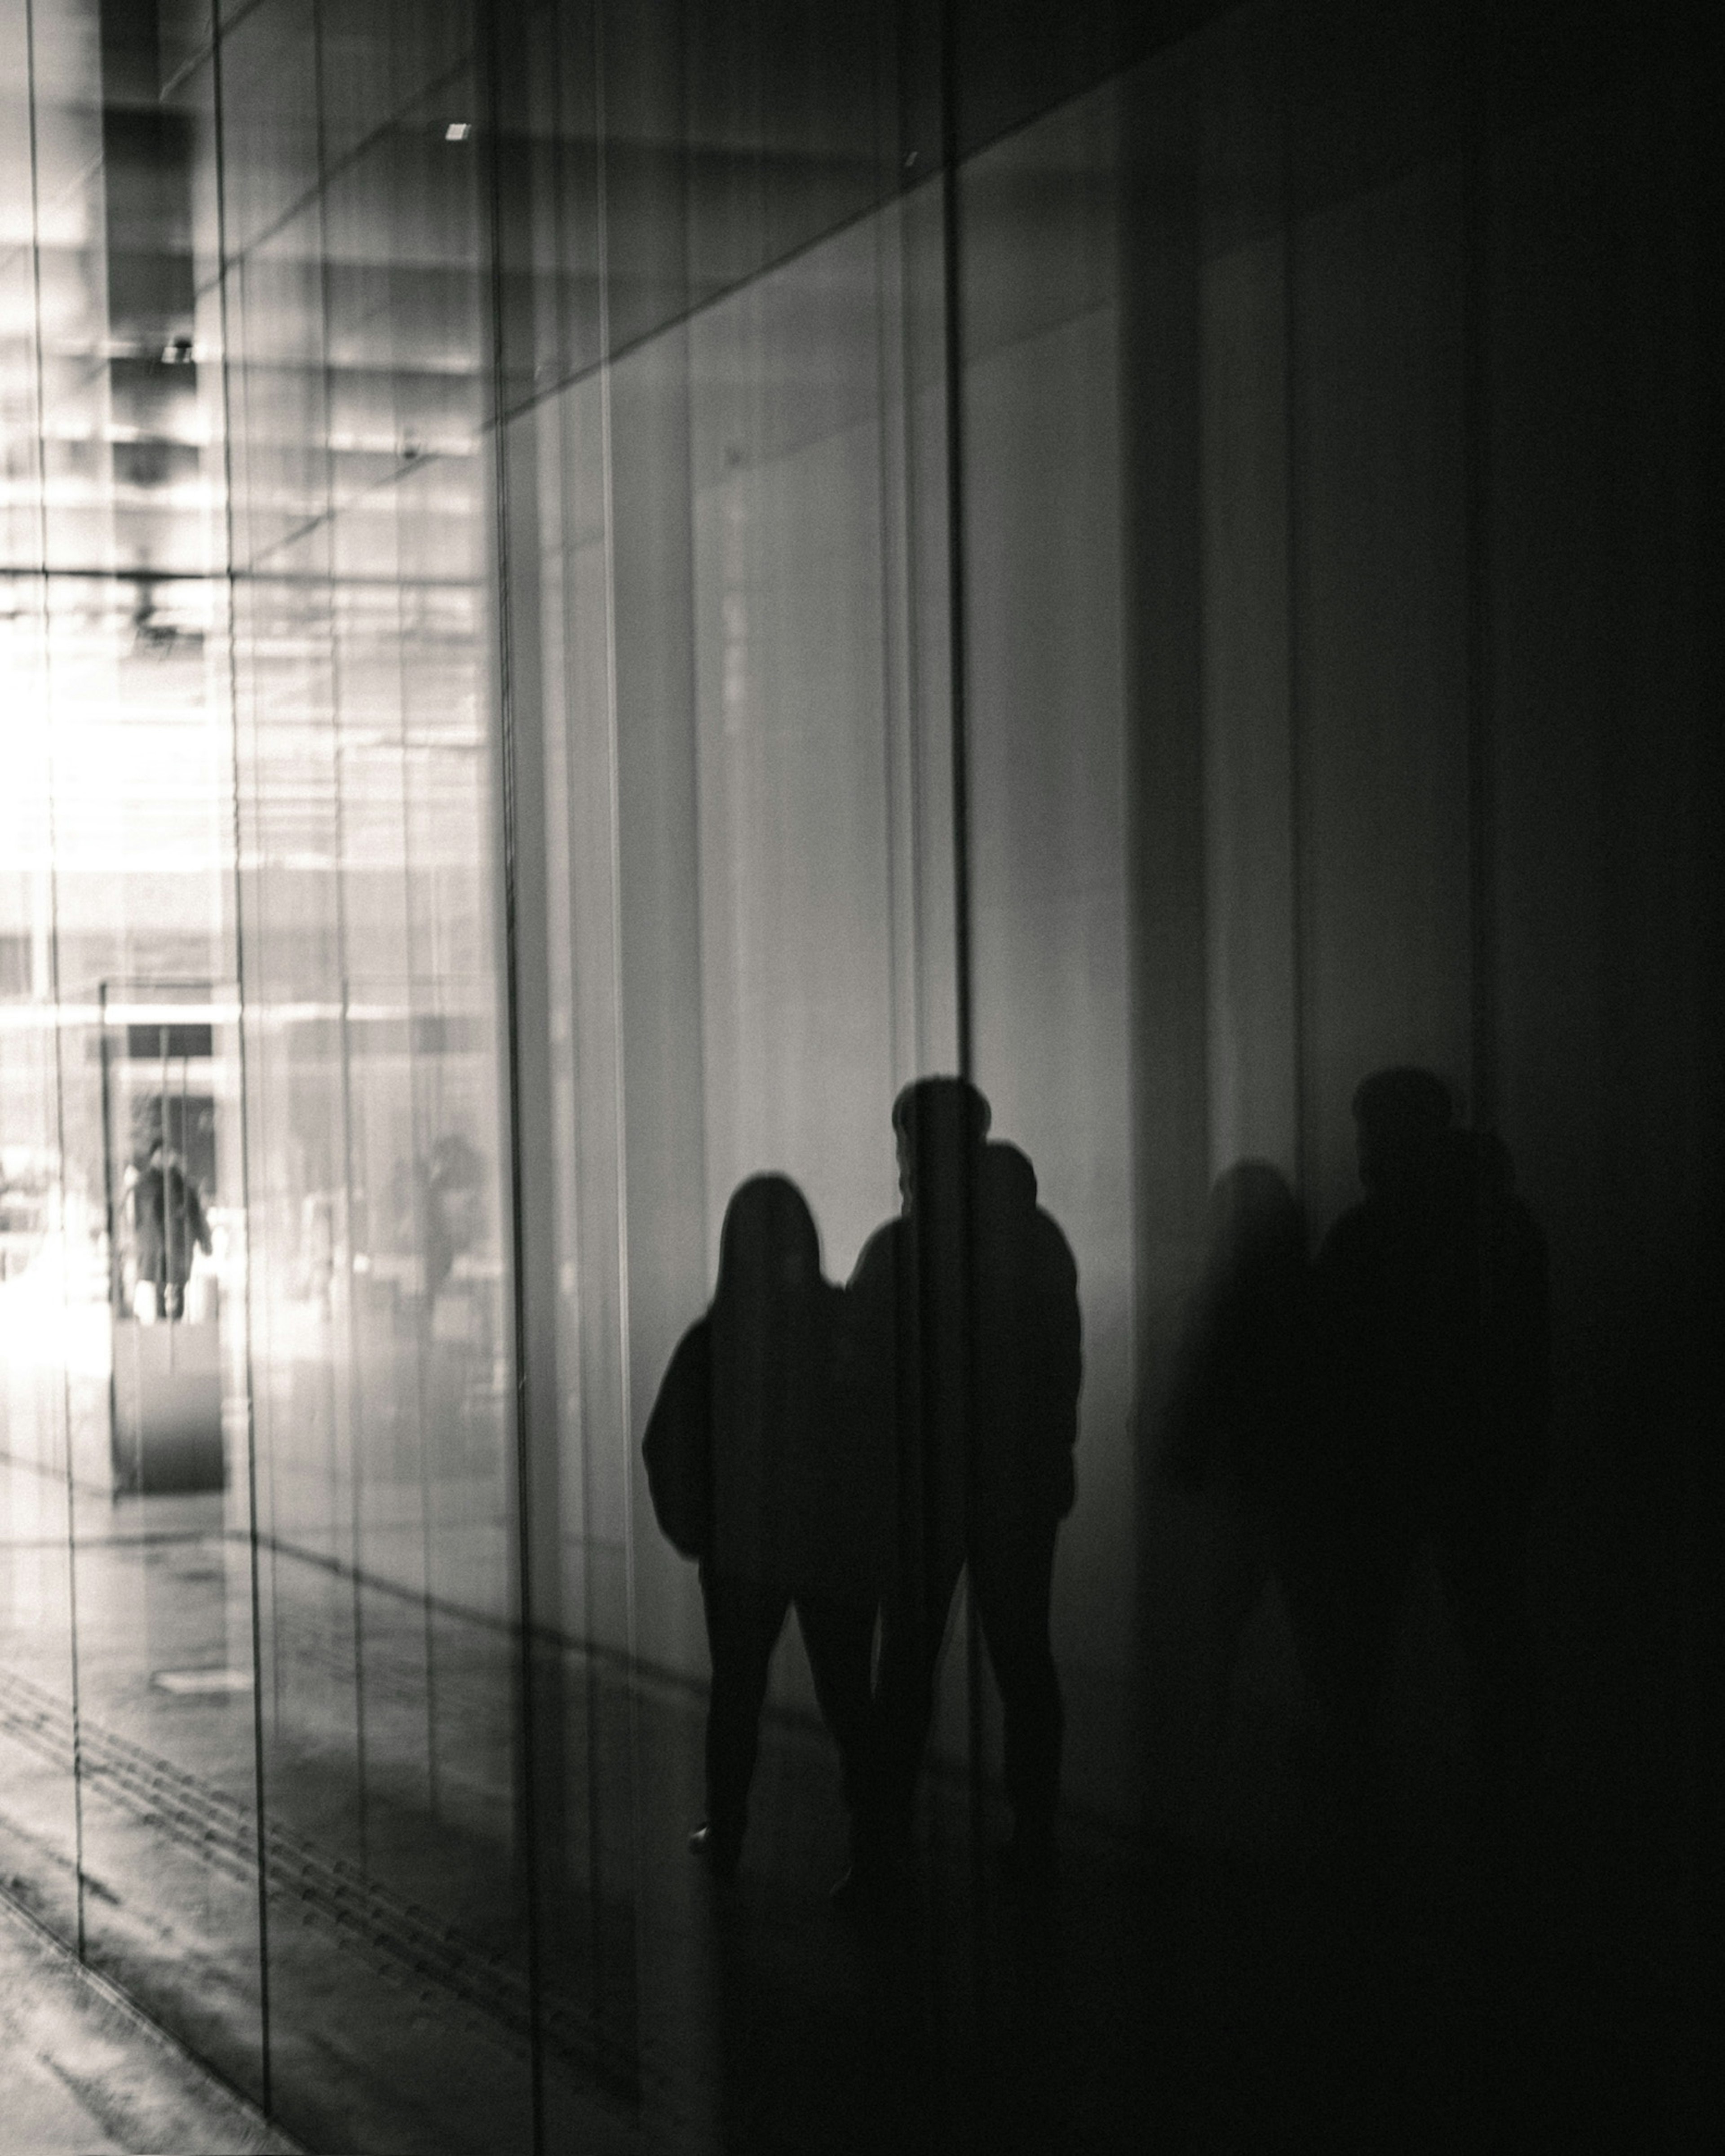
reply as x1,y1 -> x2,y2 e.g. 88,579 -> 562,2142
0,1444 -> 1689,2151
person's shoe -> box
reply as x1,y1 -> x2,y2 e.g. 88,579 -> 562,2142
688,1822 -> 740,1879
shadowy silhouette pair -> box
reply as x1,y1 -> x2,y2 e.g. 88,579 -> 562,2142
1159,1068 -> 1550,1838
643,1077 -> 1082,1896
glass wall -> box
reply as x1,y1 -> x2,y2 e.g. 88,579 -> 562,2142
0,2 -> 1708,2151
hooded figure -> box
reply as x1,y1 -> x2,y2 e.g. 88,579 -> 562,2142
846,1083 -> 1081,1890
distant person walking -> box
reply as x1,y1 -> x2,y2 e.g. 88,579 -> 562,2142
847,1081 -> 1081,1891
132,1141 -> 211,1320
643,1175 -> 880,1878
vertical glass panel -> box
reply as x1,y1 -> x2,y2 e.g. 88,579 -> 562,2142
73,986 -> 265,2100
959,80 -> 1138,1824
0,606 -> 82,1953
509,80 -> 963,2130
0,0 -> 84,1959
217,4 -> 533,2143
0,0 -> 270,2092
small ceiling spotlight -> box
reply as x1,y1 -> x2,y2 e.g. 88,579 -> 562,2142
445,120 -> 471,141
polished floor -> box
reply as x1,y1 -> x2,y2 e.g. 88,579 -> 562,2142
0,1894 -> 295,2155
1,1482 -> 1699,2153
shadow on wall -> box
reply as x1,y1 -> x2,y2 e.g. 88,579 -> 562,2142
1150,1070 -> 1550,1852
637,1058 -> 1557,1897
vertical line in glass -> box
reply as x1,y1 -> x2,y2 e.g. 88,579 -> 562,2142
591,4 -> 651,2052
24,0 -> 89,1966
482,4 -> 548,2142
1279,43 -> 1311,1203
940,0 -> 990,2054
97,992 -> 122,1492
308,0 -> 373,1886
1463,115 -> 1497,1130
390,408 -> 441,1830
593,0 -> 648,1993
159,1041 -> 171,1324
209,2 -> 275,2114
872,4 -> 915,1087
939,9 -> 974,1090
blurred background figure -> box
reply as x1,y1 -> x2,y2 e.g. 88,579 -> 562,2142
643,1174 -> 880,1880
129,1138 -> 210,1322
1310,1069 -> 1551,1846
422,1131 -> 486,1303
1157,1161 -> 1316,1797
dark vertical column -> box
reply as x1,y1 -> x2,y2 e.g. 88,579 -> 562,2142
1462,42 -> 1497,1133
1483,46 -> 1715,2120
98,0 -> 199,615
98,0 -> 194,337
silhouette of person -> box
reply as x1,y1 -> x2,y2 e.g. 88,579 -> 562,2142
642,1174 -> 880,1877
132,1140 -> 211,1320
1158,1161 -> 1321,1755
846,1080 -> 1081,1890
421,1132 -> 484,1301
1309,1069 -> 1550,1828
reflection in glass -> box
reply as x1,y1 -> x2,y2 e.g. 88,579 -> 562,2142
0,3 -> 1709,2152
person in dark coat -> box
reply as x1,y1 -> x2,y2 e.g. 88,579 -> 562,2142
643,1174 -> 880,1877
132,1142 -> 211,1319
1309,1069 -> 1550,1825
847,1081 -> 1082,1888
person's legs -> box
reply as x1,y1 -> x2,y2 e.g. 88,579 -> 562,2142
699,1569 -> 787,1862
970,1514 -> 1062,1852
867,1550 -> 963,1860
794,1594 -> 878,1828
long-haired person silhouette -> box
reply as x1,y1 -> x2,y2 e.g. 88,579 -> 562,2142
643,1173 -> 880,1877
